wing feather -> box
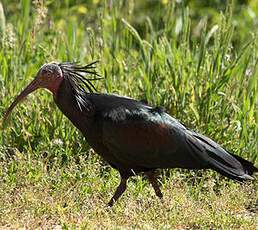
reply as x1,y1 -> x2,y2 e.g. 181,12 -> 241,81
102,107 -> 205,169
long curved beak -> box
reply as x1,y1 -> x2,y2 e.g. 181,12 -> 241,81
3,78 -> 40,125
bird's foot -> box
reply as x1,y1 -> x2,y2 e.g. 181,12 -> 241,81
107,198 -> 115,207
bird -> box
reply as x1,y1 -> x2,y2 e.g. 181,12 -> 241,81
3,61 -> 257,207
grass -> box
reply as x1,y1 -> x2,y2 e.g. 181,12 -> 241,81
0,0 -> 257,229
0,153 -> 257,229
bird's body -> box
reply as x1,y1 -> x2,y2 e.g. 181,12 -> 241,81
4,62 -> 257,206
56,80 -> 199,170
55,78 -> 256,178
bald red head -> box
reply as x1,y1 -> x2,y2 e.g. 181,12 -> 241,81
3,63 -> 64,123
35,63 -> 64,96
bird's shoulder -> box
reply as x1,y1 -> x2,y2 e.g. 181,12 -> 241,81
87,93 -> 185,130
87,93 -> 149,118
88,93 -> 151,117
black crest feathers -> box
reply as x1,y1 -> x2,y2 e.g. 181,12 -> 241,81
58,61 -> 102,111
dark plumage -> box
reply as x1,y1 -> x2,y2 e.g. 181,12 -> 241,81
3,61 -> 257,207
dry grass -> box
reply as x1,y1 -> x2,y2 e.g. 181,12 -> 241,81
0,153 -> 257,229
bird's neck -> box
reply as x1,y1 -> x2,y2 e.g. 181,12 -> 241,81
54,79 -> 94,134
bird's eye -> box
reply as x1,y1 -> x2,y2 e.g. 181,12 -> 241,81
41,69 -> 51,77
42,70 -> 51,78
41,69 -> 47,75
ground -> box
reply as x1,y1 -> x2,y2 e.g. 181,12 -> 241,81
0,151 -> 257,229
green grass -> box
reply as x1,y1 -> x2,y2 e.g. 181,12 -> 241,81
0,1 -> 257,229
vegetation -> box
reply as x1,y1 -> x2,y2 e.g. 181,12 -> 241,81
0,0 -> 257,228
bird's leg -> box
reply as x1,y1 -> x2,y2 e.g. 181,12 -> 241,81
108,174 -> 129,207
145,171 -> 163,199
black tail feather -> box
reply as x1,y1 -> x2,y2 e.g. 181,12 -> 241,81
229,153 -> 258,175
186,130 -> 257,182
